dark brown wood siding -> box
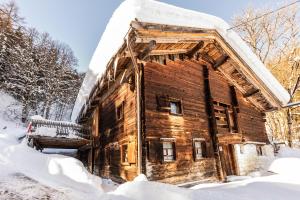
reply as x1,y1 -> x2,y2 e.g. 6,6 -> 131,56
98,82 -> 138,182
143,60 -> 217,184
143,59 -> 268,184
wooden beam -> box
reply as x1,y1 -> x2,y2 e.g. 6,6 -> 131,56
78,143 -> 92,151
124,48 -> 190,57
213,55 -> 229,70
113,56 -> 120,80
198,53 -> 214,66
187,41 -> 204,59
138,40 -> 156,60
131,21 -> 215,34
127,37 -> 143,175
243,88 -> 260,98
203,65 -> 224,181
135,37 -> 213,44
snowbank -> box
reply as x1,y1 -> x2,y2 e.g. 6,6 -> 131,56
268,147 -> 300,177
0,92 -> 106,200
71,0 -> 290,121
0,132 -> 105,199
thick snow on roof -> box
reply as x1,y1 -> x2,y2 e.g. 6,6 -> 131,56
71,0 -> 290,121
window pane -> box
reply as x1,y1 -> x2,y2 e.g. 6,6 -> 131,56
194,141 -> 201,148
197,148 -> 202,155
163,149 -> 167,155
170,102 -> 177,114
163,141 -> 174,161
168,149 -> 173,156
122,144 -> 128,162
163,142 -> 172,148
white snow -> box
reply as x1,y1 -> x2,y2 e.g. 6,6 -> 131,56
2,92 -> 300,200
31,126 -> 79,138
268,147 -> 300,178
28,115 -> 84,138
30,115 -> 45,120
71,0 -> 290,121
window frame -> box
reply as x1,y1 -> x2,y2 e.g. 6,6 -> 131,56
116,101 -> 124,121
121,144 -> 129,164
161,138 -> 176,163
156,95 -> 183,116
193,138 -> 207,160
169,100 -> 183,116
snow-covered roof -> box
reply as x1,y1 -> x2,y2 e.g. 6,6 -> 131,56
71,0 -> 290,122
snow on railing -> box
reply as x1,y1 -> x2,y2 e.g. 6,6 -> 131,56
27,118 -> 90,139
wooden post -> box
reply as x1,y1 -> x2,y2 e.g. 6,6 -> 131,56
203,65 -> 225,181
127,37 -> 143,175
287,108 -> 293,147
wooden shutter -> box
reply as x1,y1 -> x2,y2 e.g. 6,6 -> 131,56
201,142 -> 207,158
172,142 -> 176,160
205,142 -> 214,157
128,142 -> 136,164
156,95 -> 170,111
148,140 -> 163,163
192,141 -> 197,161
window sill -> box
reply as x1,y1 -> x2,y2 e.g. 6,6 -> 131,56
121,162 -> 130,166
162,160 -> 176,164
169,113 -> 183,116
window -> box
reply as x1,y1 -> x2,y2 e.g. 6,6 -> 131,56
256,145 -> 263,156
193,140 -> 207,160
213,101 -> 238,133
156,95 -> 183,115
170,101 -> 182,115
116,102 -> 124,120
121,144 -> 128,163
163,142 -> 175,162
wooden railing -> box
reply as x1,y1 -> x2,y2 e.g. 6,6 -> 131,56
29,119 -> 90,139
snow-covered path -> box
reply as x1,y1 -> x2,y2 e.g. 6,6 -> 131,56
0,173 -> 69,200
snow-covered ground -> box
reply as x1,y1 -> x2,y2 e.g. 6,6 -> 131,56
1,91 -> 300,199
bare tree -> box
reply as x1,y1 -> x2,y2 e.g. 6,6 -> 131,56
232,4 -> 300,146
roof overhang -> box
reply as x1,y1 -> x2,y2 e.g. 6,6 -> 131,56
75,21 -> 290,122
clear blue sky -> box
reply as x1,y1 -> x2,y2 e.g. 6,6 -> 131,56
0,0 -> 287,72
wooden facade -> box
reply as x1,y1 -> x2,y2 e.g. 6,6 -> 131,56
77,21 -> 277,184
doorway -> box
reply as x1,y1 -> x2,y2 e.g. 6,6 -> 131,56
219,144 -> 237,176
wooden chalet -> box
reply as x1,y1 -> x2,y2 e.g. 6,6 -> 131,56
72,0 -> 290,184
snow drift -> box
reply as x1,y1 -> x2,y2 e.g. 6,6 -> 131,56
0,92 -> 104,199
268,147 -> 300,177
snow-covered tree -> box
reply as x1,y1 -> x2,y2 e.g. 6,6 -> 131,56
0,2 -> 84,122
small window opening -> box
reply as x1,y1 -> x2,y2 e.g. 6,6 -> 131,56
122,144 -> 128,163
170,101 -> 182,115
116,102 -> 124,120
163,142 -> 175,162
193,140 -> 207,160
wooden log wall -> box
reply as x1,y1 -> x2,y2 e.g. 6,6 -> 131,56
208,66 -> 268,143
143,57 -> 269,184
97,80 -> 138,182
143,59 -> 217,184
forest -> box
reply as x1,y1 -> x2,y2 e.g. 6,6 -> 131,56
0,2 -> 84,122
